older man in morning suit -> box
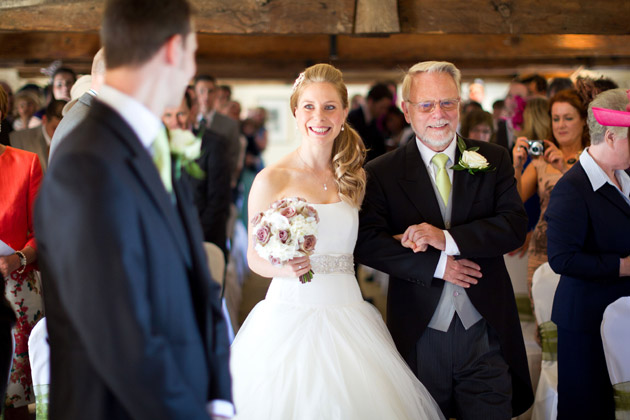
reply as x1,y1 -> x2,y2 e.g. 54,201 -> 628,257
355,61 -> 533,419
34,0 -> 232,418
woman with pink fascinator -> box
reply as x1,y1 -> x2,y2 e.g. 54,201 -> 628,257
545,88 -> 630,419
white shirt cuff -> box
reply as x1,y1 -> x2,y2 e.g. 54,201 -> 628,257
207,400 -> 235,418
434,251 -> 447,279
443,230 -> 460,256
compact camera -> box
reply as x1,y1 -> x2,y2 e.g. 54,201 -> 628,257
527,140 -> 545,156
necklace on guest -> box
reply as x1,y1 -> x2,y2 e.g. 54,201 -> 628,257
297,149 -> 333,191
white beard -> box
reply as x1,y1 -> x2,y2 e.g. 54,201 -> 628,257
412,119 -> 455,149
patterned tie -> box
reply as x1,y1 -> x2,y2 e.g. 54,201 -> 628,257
432,153 -> 451,206
152,125 -> 173,193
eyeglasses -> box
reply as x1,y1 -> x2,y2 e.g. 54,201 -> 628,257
406,98 -> 460,113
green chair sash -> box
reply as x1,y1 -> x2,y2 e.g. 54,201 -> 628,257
34,383 -> 49,420
515,294 -> 534,322
615,381 -> 630,416
539,320 -> 558,362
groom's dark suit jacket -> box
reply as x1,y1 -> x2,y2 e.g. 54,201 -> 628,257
355,137 -> 534,416
34,101 -> 232,419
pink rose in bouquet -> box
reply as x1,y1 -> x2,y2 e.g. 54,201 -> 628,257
250,197 -> 319,283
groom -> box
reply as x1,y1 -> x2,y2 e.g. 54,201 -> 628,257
355,61 -> 533,419
34,0 -> 232,418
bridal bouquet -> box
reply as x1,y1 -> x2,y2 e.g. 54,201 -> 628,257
251,197 -> 318,283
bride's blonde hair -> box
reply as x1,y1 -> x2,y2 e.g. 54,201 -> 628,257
290,63 -> 366,208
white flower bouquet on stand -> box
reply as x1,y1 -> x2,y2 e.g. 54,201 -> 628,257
251,197 -> 319,283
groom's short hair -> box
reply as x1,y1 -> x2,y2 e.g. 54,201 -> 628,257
101,0 -> 193,70
402,61 -> 461,101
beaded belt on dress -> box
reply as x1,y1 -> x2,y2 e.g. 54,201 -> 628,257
310,254 -> 354,275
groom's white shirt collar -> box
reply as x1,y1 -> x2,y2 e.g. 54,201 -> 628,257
98,84 -> 162,151
416,135 -> 458,180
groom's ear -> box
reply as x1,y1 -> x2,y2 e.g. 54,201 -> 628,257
163,34 -> 184,66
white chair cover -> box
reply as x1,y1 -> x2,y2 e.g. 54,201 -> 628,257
531,262 -> 561,420
28,317 -> 49,420
28,318 -> 49,386
203,242 -> 235,344
602,297 -> 630,420
602,296 -> 630,385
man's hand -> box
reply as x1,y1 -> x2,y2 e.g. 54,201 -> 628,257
401,223 -> 446,252
620,256 -> 630,277
443,256 -> 481,288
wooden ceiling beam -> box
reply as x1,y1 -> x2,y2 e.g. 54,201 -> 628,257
1,0 -> 629,35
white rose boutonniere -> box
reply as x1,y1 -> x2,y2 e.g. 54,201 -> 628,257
451,137 -> 495,175
169,128 -> 205,180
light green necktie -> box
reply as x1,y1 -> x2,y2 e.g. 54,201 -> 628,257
432,152 -> 451,206
152,126 -> 173,193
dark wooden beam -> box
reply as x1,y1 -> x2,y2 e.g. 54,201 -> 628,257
398,0 -> 630,35
1,0 -> 629,35
0,0 -> 356,34
3,32 -> 630,80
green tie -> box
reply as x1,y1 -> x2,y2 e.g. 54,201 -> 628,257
152,126 -> 173,193
432,153 -> 451,206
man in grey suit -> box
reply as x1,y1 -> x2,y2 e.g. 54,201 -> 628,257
10,99 -> 65,172
48,48 -> 105,162
194,74 -> 242,189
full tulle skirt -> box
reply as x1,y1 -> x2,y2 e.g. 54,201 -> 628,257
230,273 -> 444,420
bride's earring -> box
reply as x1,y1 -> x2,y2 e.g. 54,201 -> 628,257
341,125 -> 345,131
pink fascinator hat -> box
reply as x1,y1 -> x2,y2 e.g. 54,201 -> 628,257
592,89 -> 630,127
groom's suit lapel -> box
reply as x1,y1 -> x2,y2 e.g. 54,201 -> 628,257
93,101 -> 192,268
398,139 -> 445,229
451,136 -> 483,226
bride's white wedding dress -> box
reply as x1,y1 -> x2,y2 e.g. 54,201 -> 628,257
230,200 -> 444,420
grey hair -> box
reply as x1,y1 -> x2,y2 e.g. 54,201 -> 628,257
587,88 -> 629,145
401,61 -> 461,101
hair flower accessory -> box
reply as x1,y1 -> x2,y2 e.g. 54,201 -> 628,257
291,72 -> 306,93
450,137 -> 494,175
169,128 -> 205,180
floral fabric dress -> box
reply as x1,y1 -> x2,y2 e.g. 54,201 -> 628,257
0,146 -> 44,408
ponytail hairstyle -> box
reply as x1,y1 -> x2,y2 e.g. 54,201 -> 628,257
290,63 -> 366,207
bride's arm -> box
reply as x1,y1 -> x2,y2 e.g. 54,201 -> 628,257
246,169 -> 312,279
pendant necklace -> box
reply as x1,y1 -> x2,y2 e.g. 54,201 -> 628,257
297,149 -> 333,191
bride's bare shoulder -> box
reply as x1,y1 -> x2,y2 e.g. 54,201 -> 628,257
251,158 -> 300,200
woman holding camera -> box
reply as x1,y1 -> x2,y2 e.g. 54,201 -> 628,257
513,89 -> 590,307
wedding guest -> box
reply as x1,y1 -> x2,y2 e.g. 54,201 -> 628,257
10,99 -> 65,173
460,109 -> 494,143
356,61 -> 533,418
347,82 -> 392,162
546,88 -> 630,419
51,67 -> 76,102
496,78 -> 528,150
164,92 -> 232,257
49,48 -> 106,161
0,82 -> 14,146
194,75 -> 242,189
230,62 -> 444,420
507,97 -> 549,261
0,138 -> 43,420
521,74 -> 547,97
547,77 -> 573,98
468,78 -> 485,103
513,89 -> 589,309
12,90 -> 41,132
0,86 -> 18,414
215,85 -> 232,114
34,0 -> 232,418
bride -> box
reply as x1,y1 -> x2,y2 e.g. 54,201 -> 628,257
230,63 -> 444,420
